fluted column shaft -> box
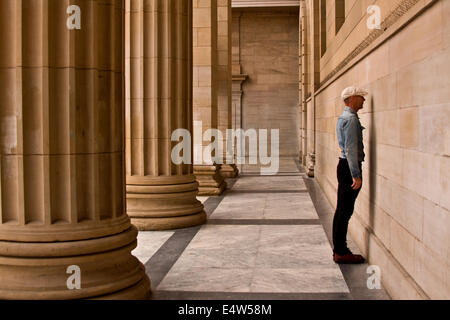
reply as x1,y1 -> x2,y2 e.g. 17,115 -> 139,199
193,0 -> 226,196
217,0 -> 238,178
125,0 -> 206,230
0,0 -> 150,299
231,12 -> 248,171
300,0 -> 308,166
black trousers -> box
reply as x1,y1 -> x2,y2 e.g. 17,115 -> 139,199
332,158 -> 362,255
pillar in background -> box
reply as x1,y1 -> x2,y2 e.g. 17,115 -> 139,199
193,0 -> 227,196
125,0 -> 206,230
298,0 -> 317,176
217,0 -> 239,178
0,0 -> 150,299
300,0 -> 308,167
306,0 -> 321,178
231,11 -> 248,168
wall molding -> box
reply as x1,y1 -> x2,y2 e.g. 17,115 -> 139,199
317,0 -> 437,94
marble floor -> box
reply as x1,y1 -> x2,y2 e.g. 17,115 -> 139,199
134,158 -> 391,300
238,157 -> 301,175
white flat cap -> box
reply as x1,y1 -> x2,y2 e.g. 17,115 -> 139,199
341,86 -> 368,101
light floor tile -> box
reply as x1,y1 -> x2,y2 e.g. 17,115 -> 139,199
132,231 -> 175,264
210,192 -> 318,220
169,247 -> 259,269
157,267 -> 253,292
240,158 -> 300,175
250,268 -> 350,293
255,244 -> 335,269
183,225 -> 261,249
232,176 -> 307,191
259,225 -> 330,247
263,193 -> 318,219
157,225 -> 348,293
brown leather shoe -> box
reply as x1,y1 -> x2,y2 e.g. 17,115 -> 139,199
333,253 -> 365,264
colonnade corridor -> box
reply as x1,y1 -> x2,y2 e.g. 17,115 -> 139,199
1,0 -> 448,302
132,158 -> 390,300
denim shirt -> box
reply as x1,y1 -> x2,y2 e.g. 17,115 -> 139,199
337,107 -> 365,179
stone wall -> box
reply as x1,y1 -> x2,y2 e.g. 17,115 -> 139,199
233,7 -> 300,157
313,0 -> 450,299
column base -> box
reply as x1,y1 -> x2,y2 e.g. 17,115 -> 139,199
0,226 -> 151,300
132,211 -> 207,231
127,175 -> 207,231
194,165 -> 227,196
220,164 -> 239,178
93,276 -> 151,300
306,153 -> 316,178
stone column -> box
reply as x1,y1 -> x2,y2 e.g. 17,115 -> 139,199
306,0 -> 320,178
217,0 -> 239,178
125,0 -> 206,230
231,11 -> 248,169
300,0 -> 308,166
232,74 -> 248,167
0,0 -> 150,299
193,0 -> 227,196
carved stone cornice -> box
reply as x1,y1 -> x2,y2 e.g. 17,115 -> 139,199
320,0 -> 429,88
232,74 -> 249,83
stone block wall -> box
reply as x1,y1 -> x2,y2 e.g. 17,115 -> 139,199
233,7 -> 300,157
193,0 -> 218,156
313,0 -> 450,299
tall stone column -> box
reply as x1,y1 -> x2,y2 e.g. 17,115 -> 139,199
0,0 -> 150,299
300,0 -> 308,167
125,0 -> 206,230
306,0 -> 320,178
193,0 -> 227,196
231,11 -> 248,170
217,0 -> 239,179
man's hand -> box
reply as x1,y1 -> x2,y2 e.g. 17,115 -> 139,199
352,177 -> 362,190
